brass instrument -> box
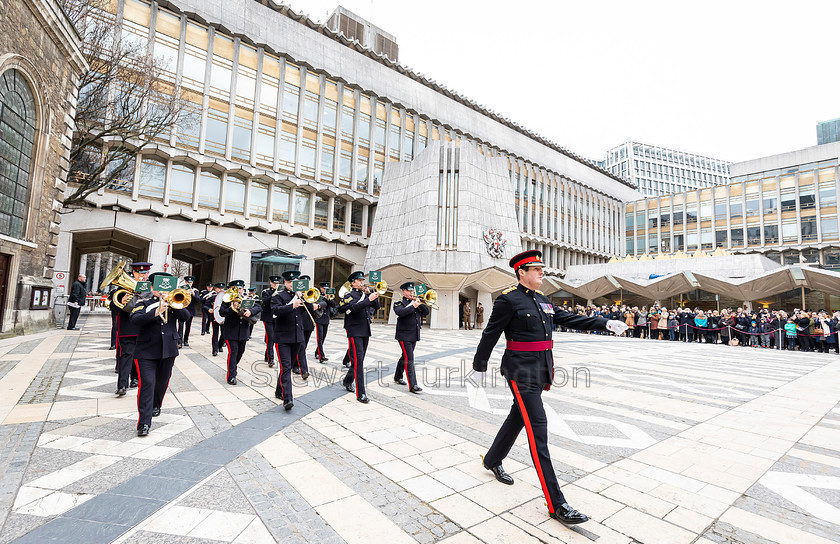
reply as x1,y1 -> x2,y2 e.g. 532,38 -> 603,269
222,286 -> 241,305
337,281 -> 352,299
370,280 -> 388,295
159,288 -> 192,324
325,293 -> 335,300
419,289 -> 440,310
303,287 -> 321,304
99,260 -> 137,310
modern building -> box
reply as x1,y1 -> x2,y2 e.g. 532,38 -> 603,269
325,6 -> 399,61
817,118 -> 840,145
604,139 -> 731,197
55,0 -> 639,326
0,0 -> 88,334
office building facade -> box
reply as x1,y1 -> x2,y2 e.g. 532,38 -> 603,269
605,139 -> 730,197
817,118 -> 840,146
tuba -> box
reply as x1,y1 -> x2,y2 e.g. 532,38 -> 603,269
100,260 -> 137,310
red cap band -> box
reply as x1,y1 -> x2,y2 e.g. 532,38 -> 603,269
512,255 -> 542,270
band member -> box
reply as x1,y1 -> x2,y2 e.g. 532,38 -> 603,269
314,282 -> 335,362
177,275 -> 200,348
293,274 -> 317,379
130,272 -> 191,436
473,250 -> 628,525
393,282 -> 429,393
219,280 -> 260,385
338,271 -> 380,403
247,287 -> 258,339
114,262 -> 150,396
261,276 -> 280,367
108,286 -> 118,350
208,282 -> 226,356
200,282 -> 213,334
270,270 -> 304,410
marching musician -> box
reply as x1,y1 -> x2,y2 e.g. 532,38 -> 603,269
293,274 -> 317,380
270,270 -> 304,410
207,282 -> 226,356
200,282 -> 212,335
338,271 -> 380,404
129,272 -> 191,436
261,276 -> 280,368
219,280 -> 260,385
314,282 -> 335,363
113,262 -> 150,396
177,275 -> 200,348
393,282 -> 429,393
247,287 -> 258,339
473,250 -> 628,526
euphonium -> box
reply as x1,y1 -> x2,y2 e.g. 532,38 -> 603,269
167,288 -> 192,309
100,260 -> 137,309
222,286 -> 241,305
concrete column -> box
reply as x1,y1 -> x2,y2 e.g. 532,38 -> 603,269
288,188 -> 296,227
313,74 -> 326,181
327,196 -> 335,232
428,288 -> 459,330
230,250 -> 252,283
308,191 -> 316,229
92,253 -> 102,294
361,203 -> 369,238
344,200 -> 351,235
79,254 -> 88,275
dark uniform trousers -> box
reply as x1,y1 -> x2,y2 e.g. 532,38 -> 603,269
177,315 -> 193,345
274,342 -> 299,402
338,289 -> 380,400
264,325 -> 276,363
117,336 -> 137,390
201,309 -> 211,334
135,357 -> 175,429
343,336 -> 369,398
211,320 -> 224,353
315,323 -> 329,360
296,329 -> 312,373
394,340 -> 418,388
225,339 -> 246,381
270,288 -> 304,404
473,283 -> 608,515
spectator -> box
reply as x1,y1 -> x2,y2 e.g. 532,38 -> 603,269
66,274 -> 86,330
637,307 -> 648,339
649,310 -> 660,340
759,317 -> 771,348
657,309 -> 668,340
667,313 -> 677,341
748,320 -> 759,347
694,310 -> 707,342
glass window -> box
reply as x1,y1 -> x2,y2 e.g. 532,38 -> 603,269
260,56 -> 280,116
198,170 -> 220,208
342,104 -> 355,140
138,157 -> 166,199
209,35 -> 233,99
780,189 -> 796,211
231,113 -> 252,162
730,228 -> 744,247
800,186 -> 816,209
648,233 -> 658,253
272,184 -> 289,222
300,135 -> 316,178
303,89 -> 319,128
763,196 -> 777,215
714,200 -> 727,220
701,228 -> 713,249
822,216 -> 839,241
373,159 -> 384,196
351,201 -> 363,235
782,220 -> 798,243
764,224 -> 778,244
729,201 -> 742,219
825,248 -> 840,270
819,182 -> 836,207
715,230 -> 727,248
205,106 -> 228,156
338,148 -> 352,187
0,69 -> 37,239
356,155 -> 369,192
323,99 -> 338,135
333,198 -> 346,231
374,118 -> 386,152
320,143 -> 335,182
225,176 -> 245,213
183,23 -> 208,92
153,11 -> 180,82
747,226 -> 761,246
700,201 -> 712,221
801,216 -> 817,241
250,181 -> 267,218
170,164 -> 194,205
235,45 -> 257,109
294,189 -> 310,224
277,130 -> 295,171
686,232 -> 697,251
255,121 -> 275,166
176,102 -> 201,150
745,198 -> 759,216
282,82 -> 300,123
314,194 -> 328,229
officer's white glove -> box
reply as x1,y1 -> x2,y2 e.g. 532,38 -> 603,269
606,319 -> 629,335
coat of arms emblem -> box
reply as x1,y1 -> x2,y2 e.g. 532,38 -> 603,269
483,228 -> 506,258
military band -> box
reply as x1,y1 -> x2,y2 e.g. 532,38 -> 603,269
292,274 -> 317,379
270,270 -> 304,410
261,276 -> 280,367
113,261 -> 149,396
200,282 -> 213,335
392,281 -> 429,393
208,282 -> 226,356
338,271 -> 381,403
219,279 -> 261,385
314,282 -> 335,362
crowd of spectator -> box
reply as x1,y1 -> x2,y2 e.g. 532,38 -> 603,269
554,304 -> 840,354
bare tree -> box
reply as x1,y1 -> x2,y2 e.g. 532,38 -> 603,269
59,0 -> 195,209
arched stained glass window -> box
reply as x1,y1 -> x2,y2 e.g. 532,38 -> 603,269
0,70 -> 37,239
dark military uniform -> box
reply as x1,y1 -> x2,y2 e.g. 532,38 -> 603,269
314,295 -> 335,362
200,285 -> 213,334
270,287 -> 303,406
338,288 -> 380,401
114,292 -> 141,392
129,294 -> 190,433
177,282 -> 201,347
261,286 -> 277,365
474,251 -> 610,524
294,302 -> 316,376
220,297 -> 261,384
393,296 -> 429,391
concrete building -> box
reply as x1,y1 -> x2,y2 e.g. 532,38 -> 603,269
817,118 -> 840,145
0,0 -> 87,334
56,0 -> 639,325
604,139 -> 730,197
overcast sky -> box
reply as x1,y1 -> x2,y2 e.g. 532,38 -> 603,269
292,0 -> 840,164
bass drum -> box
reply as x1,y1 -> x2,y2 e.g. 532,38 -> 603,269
213,291 -> 225,323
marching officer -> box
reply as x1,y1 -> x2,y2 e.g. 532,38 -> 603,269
473,250 -> 628,526
270,270 -> 304,410
114,262 -> 150,396
261,276 -> 280,368
393,282 -> 429,393
207,282 -> 226,356
219,280 -> 260,385
177,275 -> 200,348
338,271 -> 380,403
314,282 -> 335,362
129,272 -> 191,436
293,274 -> 317,379
200,282 -> 213,335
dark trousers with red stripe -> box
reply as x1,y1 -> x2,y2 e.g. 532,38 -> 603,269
343,336 -> 369,398
483,379 -> 565,514
117,337 -> 138,390
211,321 -> 224,353
393,340 -> 417,388
315,323 -> 329,360
225,339 -> 246,381
264,325 -> 276,363
274,342 -> 299,403
295,330 -> 312,373
135,357 -> 175,429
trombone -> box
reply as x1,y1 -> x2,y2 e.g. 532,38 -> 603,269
368,280 -> 388,295
417,289 -> 439,310
160,288 -> 191,324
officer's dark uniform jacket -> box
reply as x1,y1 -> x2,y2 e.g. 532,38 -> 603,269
260,288 -> 275,325
202,291 -> 218,313
271,289 -> 304,343
129,298 -> 190,359
219,301 -> 261,341
298,302 -> 317,332
393,297 -> 429,342
473,284 -> 608,384
314,296 -> 335,325
338,289 -> 380,337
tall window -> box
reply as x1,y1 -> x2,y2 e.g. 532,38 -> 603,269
139,157 -> 165,199
0,70 -> 36,239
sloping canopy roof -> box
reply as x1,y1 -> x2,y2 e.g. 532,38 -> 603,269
614,271 -> 700,300
555,275 -> 621,301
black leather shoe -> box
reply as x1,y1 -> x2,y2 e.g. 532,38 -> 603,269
116,388 -> 126,397
268,361 -> 275,368
410,386 -> 423,394
394,378 -> 407,385
137,424 -> 150,437
183,342 -> 189,347
284,401 -> 294,411
549,503 -> 589,525
201,332 -> 206,336
321,357 -> 329,363
129,379 -> 138,389
213,351 -> 218,356
228,378 -> 237,385
109,345 -> 116,350
152,408 -> 161,417
343,361 -> 350,368
483,462 -> 514,485
301,372 -> 309,380
292,368 -> 301,375
344,382 -> 355,393
357,394 -> 370,404
114,368 -> 118,374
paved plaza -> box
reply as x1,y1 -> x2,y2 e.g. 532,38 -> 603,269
0,313 -> 839,544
